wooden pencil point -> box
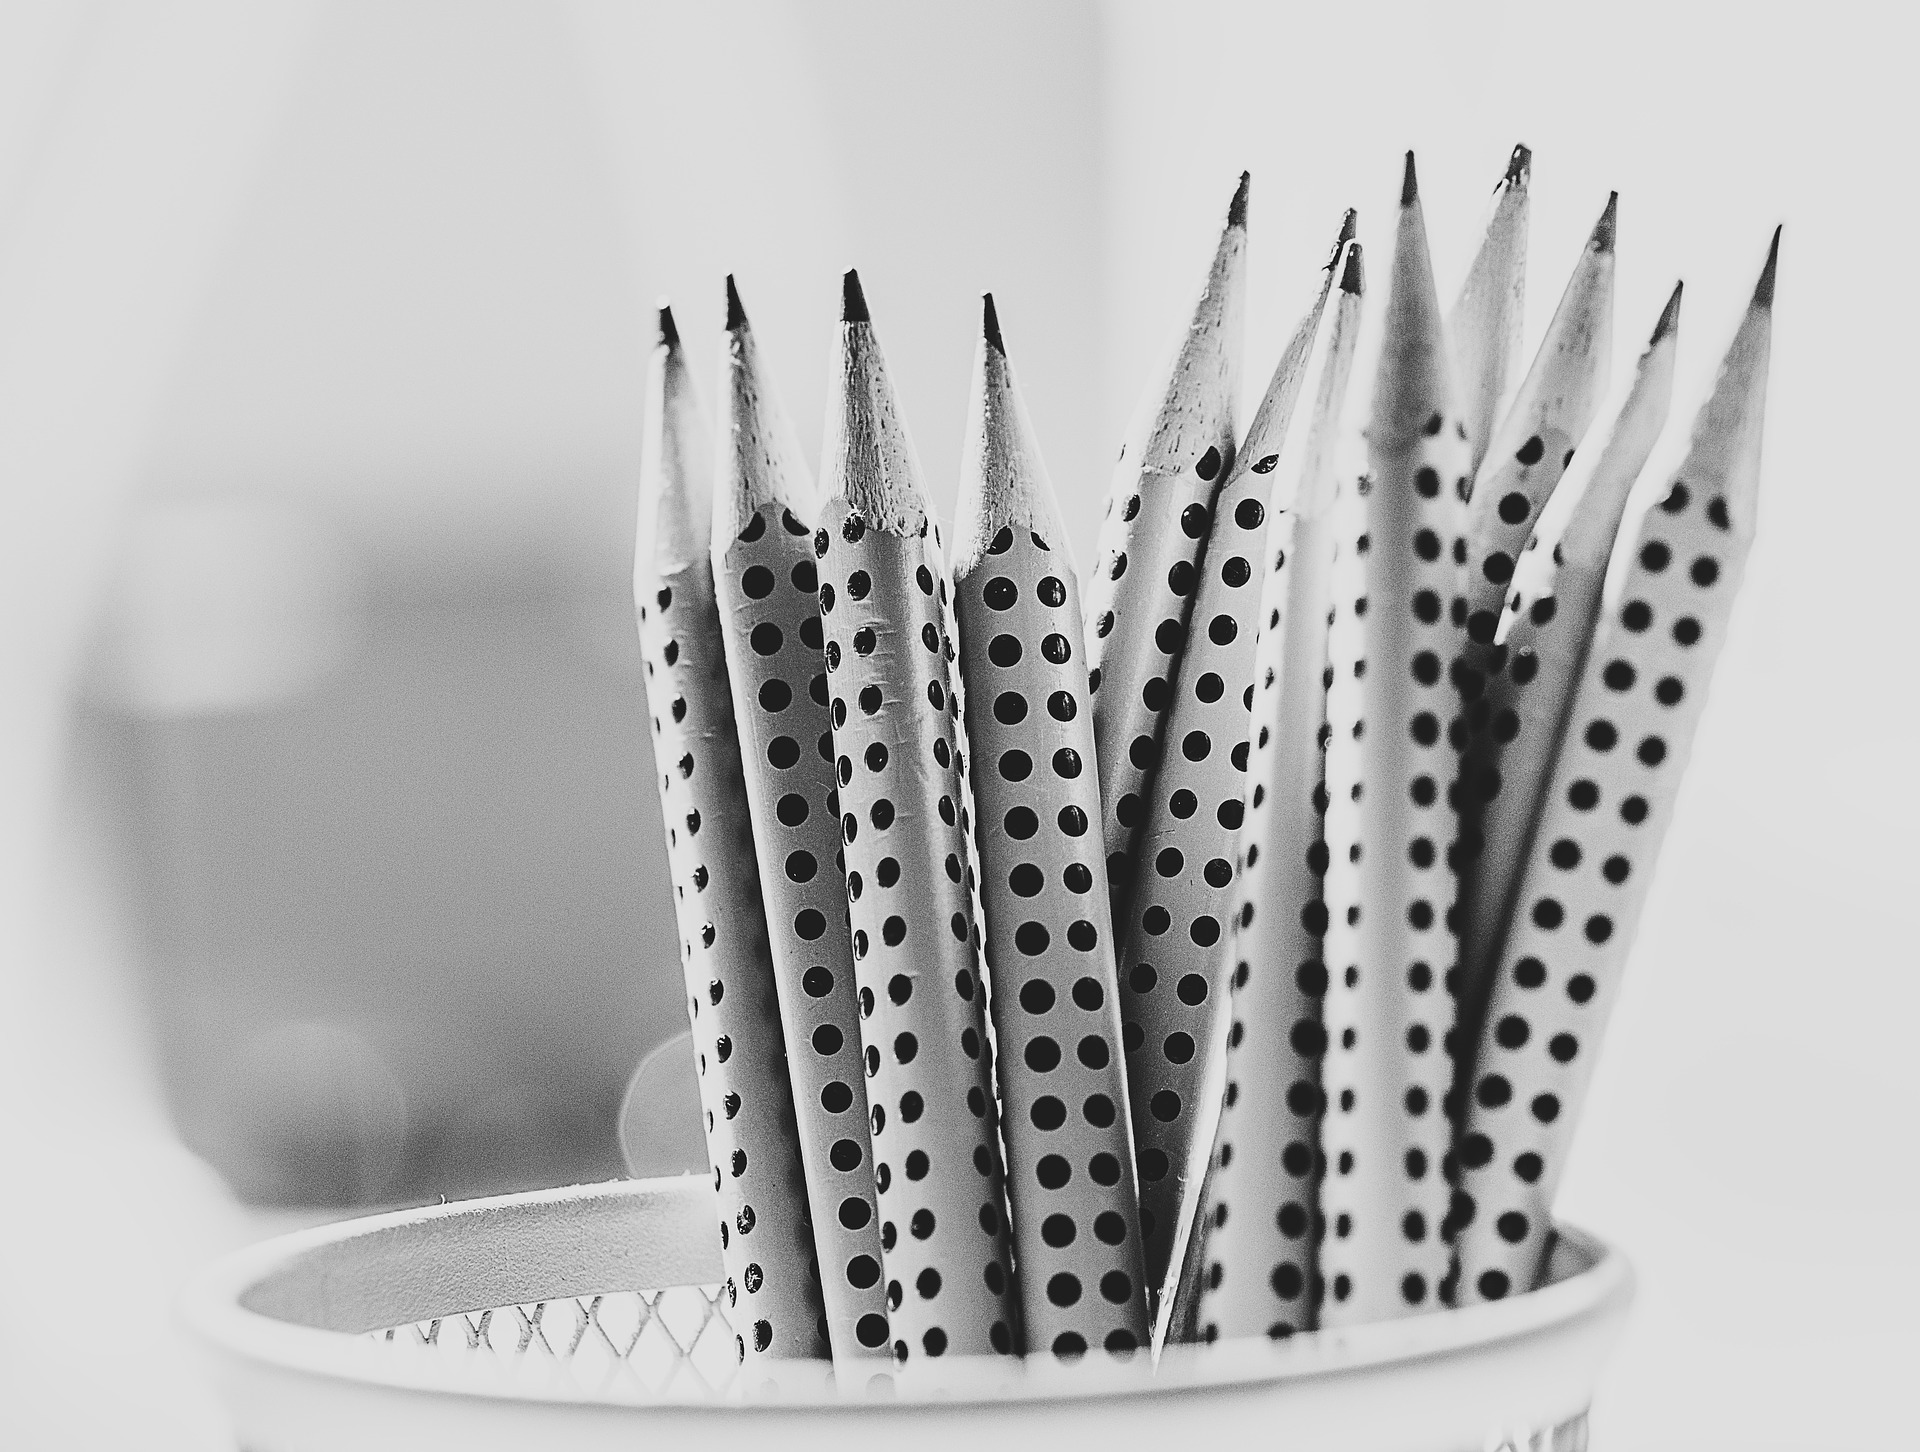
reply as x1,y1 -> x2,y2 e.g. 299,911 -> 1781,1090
1227,170 -> 1251,228
1651,279 -> 1684,343
981,292 -> 1006,356
1754,225 -> 1782,308
841,268 -> 870,324
1400,150 -> 1419,206
724,273 -> 748,331
1340,240 -> 1366,295
657,301 -> 680,350
1591,191 -> 1619,253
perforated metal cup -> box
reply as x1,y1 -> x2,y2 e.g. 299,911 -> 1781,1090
181,1176 -> 1629,1450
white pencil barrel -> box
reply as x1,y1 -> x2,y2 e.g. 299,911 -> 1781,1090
956,529 -> 1151,1358
814,507 -> 1019,1366
714,502 -> 892,1365
636,556 -> 828,1363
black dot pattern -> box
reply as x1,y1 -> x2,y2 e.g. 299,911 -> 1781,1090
716,489 -> 890,1364
1450,312 -> 1675,1116
634,335 -> 825,1363
1198,259 -> 1363,1341
956,523 -> 1149,1356
1112,287 -> 1332,1294
1084,198 -> 1246,884
1316,197 -> 1465,1327
1457,213 -> 1612,648
816,309 -> 1017,1367
1457,279 -> 1768,1304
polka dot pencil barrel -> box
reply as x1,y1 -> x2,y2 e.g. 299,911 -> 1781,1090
1454,234 -> 1774,1304
1446,145 -> 1530,473
632,306 -> 827,1364
1316,156 -> 1471,1328
1449,194 -> 1620,1088
950,295 -> 1150,1360
815,272 -> 1018,1368
1195,238 -> 1366,1343
710,279 -> 891,1369
1114,219 -> 1350,1301
1453,282 -> 1677,1091
1085,175 -> 1247,886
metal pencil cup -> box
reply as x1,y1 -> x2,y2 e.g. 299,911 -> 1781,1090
181,1176 -> 1631,1451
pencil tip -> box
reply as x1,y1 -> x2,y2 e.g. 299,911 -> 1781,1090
1753,226 -> 1781,309
656,301 -> 679,349
1228,171 -> 1251,228
1505,143 -> 1532,187
1592,191 -> 1619,253
723,275 -> 746,331
981,292 -> 1005,356
1328,207 -> 1359,266
1401,151 -> 1418,207
1340,241 -> 1365,295
1651,281 -> 1683,343
841,269 -> 870,324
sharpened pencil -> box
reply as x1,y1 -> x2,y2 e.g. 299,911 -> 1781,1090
952,295 -> 1151,1360
1086,175 -> 1249,898
634,305 -> 827,1364
815,271 -> 1019,1367
1448,144 -> 1530,473
1316,156 -> 1470,1327
711,279 -> 892,1368
1454,235 -> 1774,1304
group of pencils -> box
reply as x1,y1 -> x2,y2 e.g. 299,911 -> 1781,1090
631,145 -> 1777,1375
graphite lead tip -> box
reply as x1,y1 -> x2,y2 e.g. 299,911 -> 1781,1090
657,301 -> 679,349
1753,226 -> 1782,309
1340,240 -> 1366,295
1591,191 -> 1619,254
1326,208 -> 1359,268
1651,280 -> 1684,344
724,274 -> 747,331
1401,151 -> 1419,207
842,268 -> 870,324
1505,142 -> 1533,187
982,292 -> 1006,356
1227,170 -> 1251,228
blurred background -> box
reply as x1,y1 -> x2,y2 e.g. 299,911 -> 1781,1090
0,1 -> 1908,1446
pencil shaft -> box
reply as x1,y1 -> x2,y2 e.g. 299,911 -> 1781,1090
1197,258 -> 1365,1341
635,323 -> 826,1364
1086,180 -> 1247,884
817,290 -> 1018,1366
1114,246 -> 1339,1298
1456,245 -> 1772,1302
953,312 -> 1149,1357
1317,171 -> 1466,1326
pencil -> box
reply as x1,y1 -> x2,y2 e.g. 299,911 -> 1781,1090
1458,192 -> 1618,652
951,295 -> 1151,1360
1085,175 -> 1249,893
1452,283 -> 1680,1097
1114,217 -> 1350,1301
1447,144 -> 1531,473
1194,237 -> 1367,1342
632,305 -> 827,1364
1454,233 -> 1774,1303
814,271 -> 1018,1367
1316,155 -> 1469,1327
710,278 -> 892,1369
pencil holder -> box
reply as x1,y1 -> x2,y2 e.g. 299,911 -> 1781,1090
182,1175 -> 1630,1451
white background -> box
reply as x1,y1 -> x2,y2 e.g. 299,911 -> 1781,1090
0,2 -> 1910,1446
